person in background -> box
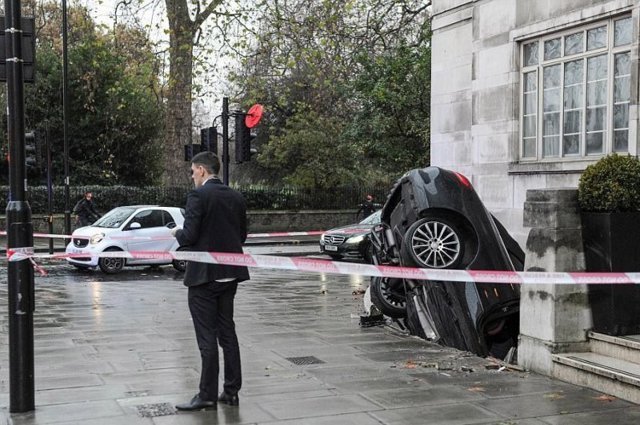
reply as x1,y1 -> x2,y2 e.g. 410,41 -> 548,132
171,151 -> 249,411
356,194 -> 380,220
73,191 -> 100,227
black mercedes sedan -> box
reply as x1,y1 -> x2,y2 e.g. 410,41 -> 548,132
320,210 -> 381,262
368,166 -> 524,360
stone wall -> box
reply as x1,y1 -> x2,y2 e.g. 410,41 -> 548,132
430,0 -> 639,247
518,188 -> 591,374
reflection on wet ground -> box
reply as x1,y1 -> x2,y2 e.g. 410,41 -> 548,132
1,264 -> 639,424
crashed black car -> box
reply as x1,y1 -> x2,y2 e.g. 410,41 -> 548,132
369,167 -> 524,359
320,210 -> 381,262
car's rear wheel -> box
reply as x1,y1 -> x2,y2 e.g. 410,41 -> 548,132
172,259 -> 186,272
98,247 -> 125,274
370,277 -> 407,318
401,216 -> 465,269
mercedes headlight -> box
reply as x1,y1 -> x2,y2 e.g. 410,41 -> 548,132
90,233 -> 105,245
320,234 -> 325,243
347,235 -> 365,244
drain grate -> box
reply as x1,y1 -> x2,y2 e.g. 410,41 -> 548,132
286,355 -> 325,365
136,403 -> 176,418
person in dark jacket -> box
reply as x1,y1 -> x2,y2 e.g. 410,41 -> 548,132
356,194 -> 380,220
73,191 -> 100,227
172,151 -> 249,411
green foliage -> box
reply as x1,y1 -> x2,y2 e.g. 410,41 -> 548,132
230,0 -> 431,187
257,110 -> 360,188
1,3 -> 164,186
0,184 -> 393,213
578,154 -> 640,212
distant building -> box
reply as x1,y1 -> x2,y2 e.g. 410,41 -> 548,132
431,0 -> 638,244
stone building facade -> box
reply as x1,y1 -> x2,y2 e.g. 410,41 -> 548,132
431,0 -> 639,245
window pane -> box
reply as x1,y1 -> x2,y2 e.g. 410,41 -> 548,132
587,26 -> 607,50
564,60 -> 583,85
587,81 -> 607,106
564,32 -> 584,55
614,17 -> 632,46
524,42 -> 539,66
544,88 -> 560,112
586,132 -> 604,154
543,65 -> 561,88
614,52 -> 630,76
563,135 -> 580,155
524,115 -> 537,137
564,110 -> 581,134
523,138 -> 536,158
543,136 -> 560,157
544,113 -> 560,135
614,130 -> 628,152
544,38 -> 561,60
564,86 -> 583,109
587,55 -> 607,80
587,107 -> 606,131
524,71 -> 537,91
614,76 -> 630,102
524,93 -> 537,115
614,104 -> 629,129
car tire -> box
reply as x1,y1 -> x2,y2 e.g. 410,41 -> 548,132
172,259 -> 186,272
329,254 -> 343,261
401,215 -> 466,269
369,276 -> 407,318
98,247 -> 125,274
72,264 -> 90,271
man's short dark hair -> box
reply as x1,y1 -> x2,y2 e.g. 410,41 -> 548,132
192,151 -> 221,175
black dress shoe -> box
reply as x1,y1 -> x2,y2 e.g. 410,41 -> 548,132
175,394 -> 217,411
218,391 -> 239,406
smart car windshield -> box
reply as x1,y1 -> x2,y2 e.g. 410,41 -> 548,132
92,207 -> 137,228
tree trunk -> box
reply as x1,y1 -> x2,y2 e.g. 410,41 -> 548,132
164,0 -> 195,186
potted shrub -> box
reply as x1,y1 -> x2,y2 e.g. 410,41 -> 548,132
578,153 -> 640,335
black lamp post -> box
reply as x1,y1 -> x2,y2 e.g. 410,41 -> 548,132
4,0 -> 36,413
62,0 -> 71,235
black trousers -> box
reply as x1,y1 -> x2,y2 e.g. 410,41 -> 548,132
188,281 -> 241,401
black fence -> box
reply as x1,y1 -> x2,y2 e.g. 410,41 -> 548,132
0,183 -> 395,214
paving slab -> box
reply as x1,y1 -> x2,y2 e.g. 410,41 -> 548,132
1,265 -> 639,424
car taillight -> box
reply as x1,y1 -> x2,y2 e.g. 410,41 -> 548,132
454,172 -> 472,188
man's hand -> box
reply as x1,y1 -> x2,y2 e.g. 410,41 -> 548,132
170,226 -> 182,237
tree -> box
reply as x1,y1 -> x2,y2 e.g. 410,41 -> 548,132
230,0 -> 431,187
0,2 -> 165,185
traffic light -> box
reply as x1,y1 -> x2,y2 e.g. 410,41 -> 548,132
234,114 -> 256,163
24,131 -> 38,171
200,126 -> 217,155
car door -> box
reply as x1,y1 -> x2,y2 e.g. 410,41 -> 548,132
125,209 -> 173,264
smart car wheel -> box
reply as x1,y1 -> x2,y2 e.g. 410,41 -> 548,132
172,259 -> 186,272
98,247 -> 125,274
402,216 -> 464,269
369,277 -> 407,318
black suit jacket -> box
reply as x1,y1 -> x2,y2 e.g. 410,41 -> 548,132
176,178 -> 250,287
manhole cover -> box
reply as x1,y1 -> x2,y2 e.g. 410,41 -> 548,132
136,403 -> 176,418
286,356 -> 325,365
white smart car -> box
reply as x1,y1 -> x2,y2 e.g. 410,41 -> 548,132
65,205 -> 186,273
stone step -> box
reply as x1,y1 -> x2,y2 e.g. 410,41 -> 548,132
588,332 -> 640,365
552,351 -> 640,404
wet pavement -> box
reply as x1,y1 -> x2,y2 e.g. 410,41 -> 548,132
1,258 -> 640,424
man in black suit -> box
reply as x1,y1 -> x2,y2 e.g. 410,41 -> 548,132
172,151 -> 249,411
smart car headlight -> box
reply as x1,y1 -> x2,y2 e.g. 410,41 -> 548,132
347,235 -> 365,244
90,233 -> 105,245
